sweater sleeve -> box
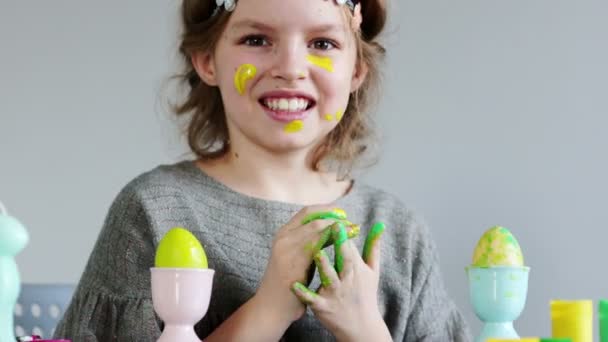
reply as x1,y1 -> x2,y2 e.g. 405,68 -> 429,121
402,211 -> 472,342
53,185 -> 161,341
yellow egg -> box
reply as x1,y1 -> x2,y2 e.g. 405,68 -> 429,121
155,227 -> 208,268
472,226 -> 524,267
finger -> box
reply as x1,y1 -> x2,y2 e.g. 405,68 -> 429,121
346,222 -> 360,239
368,237 -> 382,273
332,222 -> 348,274
301,219 -> 337,257
283,205 -> 337,231
314,250 -> 339,289
363,222 -> 386,271
291,282 -> 320,305
301,208 -> 347,225
318,221 -> 360,250
312,226 -> 333,255
338,238 -> 361,278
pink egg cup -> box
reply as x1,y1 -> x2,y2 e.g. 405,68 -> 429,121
151,268 -> 215,342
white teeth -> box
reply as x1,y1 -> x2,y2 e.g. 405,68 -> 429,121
264,98 -> 310,112
288,99 -> 299,111
278,98 -> 289,110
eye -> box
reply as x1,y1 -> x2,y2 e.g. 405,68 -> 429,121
310,39 -> 338,51
241,35 -> 270,47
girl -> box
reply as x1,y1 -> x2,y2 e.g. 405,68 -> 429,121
55,0 -> 471,340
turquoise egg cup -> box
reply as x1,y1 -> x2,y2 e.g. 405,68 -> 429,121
466,265 -> 530,342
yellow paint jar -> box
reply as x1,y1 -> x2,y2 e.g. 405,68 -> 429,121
486,339 -> 540,342
550,300 -> 592,342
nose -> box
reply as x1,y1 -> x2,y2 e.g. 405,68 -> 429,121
270,41 -> 307,82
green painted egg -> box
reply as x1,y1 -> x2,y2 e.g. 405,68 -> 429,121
472,226 -> 524,267
155,227 -> 208,268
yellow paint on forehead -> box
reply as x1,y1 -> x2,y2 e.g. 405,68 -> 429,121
306,55 -> 334,73
284,120 -> 304,133
234,64 -> 257,95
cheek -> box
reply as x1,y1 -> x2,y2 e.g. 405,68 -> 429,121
313,63 -> 354,116
234,64 -> 257,95
217,51 -> 269,97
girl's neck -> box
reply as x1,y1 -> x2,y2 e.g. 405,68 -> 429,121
195,146 -> 351,205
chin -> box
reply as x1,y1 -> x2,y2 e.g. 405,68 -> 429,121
257,130 -> 324,154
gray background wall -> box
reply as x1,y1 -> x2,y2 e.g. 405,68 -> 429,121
1,0 -> 606,338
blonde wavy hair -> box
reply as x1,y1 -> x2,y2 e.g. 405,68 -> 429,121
171,0 -> 387,176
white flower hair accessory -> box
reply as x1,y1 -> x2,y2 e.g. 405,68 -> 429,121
212,0 -> 236,16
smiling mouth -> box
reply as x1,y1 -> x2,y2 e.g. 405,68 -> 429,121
259,97 -> 316,113
258,97 -> 317,122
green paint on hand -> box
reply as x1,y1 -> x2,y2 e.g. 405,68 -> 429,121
313,226 -> 333,255
363,222 -> 386,263
292,282 -> 317,304
314,250 -> 332,288
346,223 -> 360,239
315,222 -> 359,252
332,222 -> 347,274
301,210 -> 347,225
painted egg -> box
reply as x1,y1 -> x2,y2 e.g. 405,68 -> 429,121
155,227 -> 208,268
472,226 -> 524,267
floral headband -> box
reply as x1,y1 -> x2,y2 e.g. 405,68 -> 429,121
213,0 -> 362,24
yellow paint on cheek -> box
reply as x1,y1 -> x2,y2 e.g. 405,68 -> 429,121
324,110 -> 343,122
306,55 -> 334,73
284,120 -> 304,133
234,64 -> 257,95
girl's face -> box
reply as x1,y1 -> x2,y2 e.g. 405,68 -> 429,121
195,0 -> 366,155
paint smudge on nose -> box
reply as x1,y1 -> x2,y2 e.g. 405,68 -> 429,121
284,120 -> 304,133
234,64 -> 257,95
306,55 -> 334,73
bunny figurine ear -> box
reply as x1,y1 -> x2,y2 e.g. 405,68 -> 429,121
0,202 -> 29,256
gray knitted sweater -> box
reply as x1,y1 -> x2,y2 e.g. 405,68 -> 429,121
54,161 -> 471,341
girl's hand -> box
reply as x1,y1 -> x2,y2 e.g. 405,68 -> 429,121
291,223 -> 393,342
254,206 -> 356,325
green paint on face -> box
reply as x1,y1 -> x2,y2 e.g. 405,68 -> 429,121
292,282 -> 317,304
301,210 -> 347,225
363,222 -> 386,262
314,250 -> 332,288
332,222 -> 347,274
